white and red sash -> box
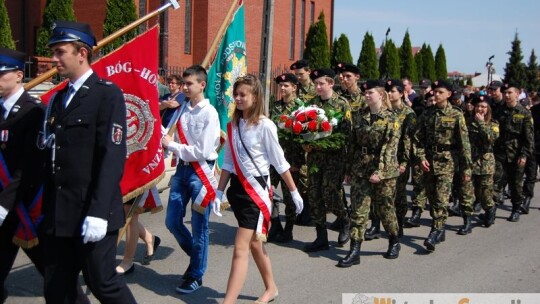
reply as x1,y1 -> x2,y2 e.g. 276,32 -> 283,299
176,117 -> 217,214
227,122 -> 272,241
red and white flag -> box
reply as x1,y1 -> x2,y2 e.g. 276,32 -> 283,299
41,26 -> 165,200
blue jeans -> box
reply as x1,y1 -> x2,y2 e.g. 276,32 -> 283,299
165,165 -> 211,280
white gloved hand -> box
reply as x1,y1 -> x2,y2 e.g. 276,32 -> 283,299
290,189 -> 304,214
81,216 -> 108,244
0,205 -> 8,227
211,190 -> 224,217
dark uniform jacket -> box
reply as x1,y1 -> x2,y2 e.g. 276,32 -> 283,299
0,91 -> 45,225
42,73 -> 127,237
494,103 -> 534,163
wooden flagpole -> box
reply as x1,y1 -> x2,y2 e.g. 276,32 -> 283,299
24,0 -> 181,91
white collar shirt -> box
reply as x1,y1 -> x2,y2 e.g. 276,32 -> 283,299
1,87 -> 24,119
64,69 -> 93,108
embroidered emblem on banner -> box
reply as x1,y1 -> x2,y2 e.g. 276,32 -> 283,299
124,93 -> 154,156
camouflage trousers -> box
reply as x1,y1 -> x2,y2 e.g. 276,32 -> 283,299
411,163 -> 427,211
349,177 -> 398,241
453,174 -> 475,216
395,165 -> 410,218
307,152 -> 347,226
494,159 -> 525,205
492,159 -> 508,201
269,166 -> 307,222
425,172 -> 453,230
472,174 -> 495,211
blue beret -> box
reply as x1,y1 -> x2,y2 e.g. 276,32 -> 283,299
275,73 -> 299,85
310,68 -> 335,80
48,20 -> 97,47
0,47 -> 25,72
290,59 -> 309,70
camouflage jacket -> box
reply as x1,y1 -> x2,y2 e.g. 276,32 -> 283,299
494,103 -> 534,163
347,107 -> 400,180
393,104 -> 417,168
414,103 -> 472,176
467,119 -> 499,175
270,98 -> 305,168
298,81 -> 316,102
338,88 -> 366,112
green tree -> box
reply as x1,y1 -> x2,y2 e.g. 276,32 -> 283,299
0,0 -> 15,49
526,49 -> 540,93
466,77 -> 473,86
303,11 -> 330,69
35,0 -> 76,56
435,44 -> 448,80
357,31 -> 378,79
503,32 -> 527,89
423,44 -> 436,81
379,39 -> 399,79
102,0 -> 138,54
414,48 -> 423,81
330,33 -> 353,67
399,30 -> 417,82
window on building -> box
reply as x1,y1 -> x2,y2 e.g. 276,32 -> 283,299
184,0 -> 192,54
290,0 -> 296,59
300,0 -> 306,55
310,1 -> 315,24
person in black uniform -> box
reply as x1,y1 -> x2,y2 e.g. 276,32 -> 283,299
40,21 -> 136,303
0,48 -> 89,304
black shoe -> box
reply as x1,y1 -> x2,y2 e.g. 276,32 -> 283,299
142,235 -> 161,265
176,277 -> 202,294
436,229 -> 446,243
448,202 -> 461,217
303,226 -> 329,253
275,221 -> 294,243
336,240 -> 361,268
520,197 -> 532,214
384,236 -> 401,259
337,217 -> 350,247
457,216 -> 472,235
364,219 -> 381,240
424,229 -> 440,252
404,208 -> 422,228
328,216 -> 344,231
484,207 -> 496,227
507,211 -> 520,222
267,218 -> 284,242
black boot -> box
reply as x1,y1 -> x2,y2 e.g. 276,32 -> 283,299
397,214 -> 404,237
328,215 -> 344,231
473,201 -> 482,213
384,236 -> 401,259
404,207 -> 422,228
495,192 -> 505,206
436,228 -> 446,243
484,206 -> 496,227
337,216 -> 350,246
303,225 -> 329,252
507,205 -> 521,222
448,200 -> 461,217
520,197 -> 532,214
275,220 -> 294,243
267,218 -> 283,242
457,215 -> 472,235
424,229 -> 440,252
336,240 -> 361,267
364,219 -> 381,240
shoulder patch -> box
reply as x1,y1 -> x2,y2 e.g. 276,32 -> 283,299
98,79 -> 113,86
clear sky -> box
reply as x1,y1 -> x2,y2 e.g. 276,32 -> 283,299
333,0 -> 540,76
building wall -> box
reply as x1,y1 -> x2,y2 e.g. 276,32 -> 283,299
7,0 -> 334,75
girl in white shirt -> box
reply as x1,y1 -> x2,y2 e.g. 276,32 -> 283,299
214,75 -> 303,304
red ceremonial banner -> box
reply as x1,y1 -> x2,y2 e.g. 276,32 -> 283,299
40,26 -> 165,200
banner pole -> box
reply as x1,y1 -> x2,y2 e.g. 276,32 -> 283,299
24,0 -> 180,91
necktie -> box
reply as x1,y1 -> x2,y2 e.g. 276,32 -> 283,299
0,100 -> 5,121
63,85 -> 75,109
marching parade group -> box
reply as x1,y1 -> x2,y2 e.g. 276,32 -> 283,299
0,19 -> 537,304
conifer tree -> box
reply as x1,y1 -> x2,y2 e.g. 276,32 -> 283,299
415,49 -> 423,81
330,33 -> 353,67
35,0 -> 76,56
303,11 -> 331,69
357,32 -> 378,79
385,39 -> 400,79
424,44 -> 436,81
102,0 -> 138,54
435,44 -> 448,80
399,30 -> 417,82
503,32 -> 527,89
0,0 -> 15,49
526,49 -> 540,93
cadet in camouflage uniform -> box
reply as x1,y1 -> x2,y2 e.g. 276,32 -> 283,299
303,68 -> 352,253
414,80 -> 472,252
468,95 -> 499,227
493,83 -> 534,222
267,73 -> 306,242
488,80 -> 508,205
337,80 -> 401,268
385,79 -> 416,237
290,59 -> 316,102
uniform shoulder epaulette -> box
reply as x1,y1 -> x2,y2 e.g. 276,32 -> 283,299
452,105 -> 464,112
28,96 -> 41,104
98,79 -> 113,86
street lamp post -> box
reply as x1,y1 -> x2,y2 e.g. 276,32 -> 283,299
486,55 -> 495,85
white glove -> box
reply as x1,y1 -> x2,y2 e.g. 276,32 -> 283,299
290,190 -> 304,215
211,190 -> 223,217
0,205 -> 8,227
81,216 -> 108,244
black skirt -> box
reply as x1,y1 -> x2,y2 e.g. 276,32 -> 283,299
227,174 -> 268,230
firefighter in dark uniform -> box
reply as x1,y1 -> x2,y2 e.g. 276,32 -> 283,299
40,21 -> 136,303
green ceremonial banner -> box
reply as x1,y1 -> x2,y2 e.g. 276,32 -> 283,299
206,0 -> 247,166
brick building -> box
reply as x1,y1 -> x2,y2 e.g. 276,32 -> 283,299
7,0 -> 334,76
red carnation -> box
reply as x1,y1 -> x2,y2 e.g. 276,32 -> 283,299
280,115 -> 288,122
321,121 -> 332,132
285,118 -> 293,129
292,122 -> 303,134
296,114 -> 307,123
307,110 -> 318,121
307,120 -> 318,132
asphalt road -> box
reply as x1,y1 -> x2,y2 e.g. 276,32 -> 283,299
5,183 -> 540,304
